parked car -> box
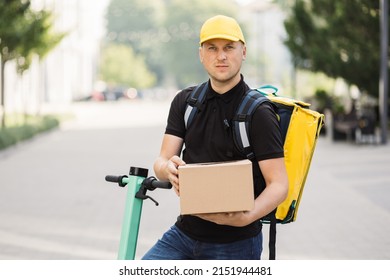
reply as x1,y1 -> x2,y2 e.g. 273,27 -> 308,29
102,86 -> 126,101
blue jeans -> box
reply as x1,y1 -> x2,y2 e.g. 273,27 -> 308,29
141,225 -> 263,260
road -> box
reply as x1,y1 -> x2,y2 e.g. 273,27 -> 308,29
1,100 -> 389,260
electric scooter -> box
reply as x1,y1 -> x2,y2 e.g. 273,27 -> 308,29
105,166 -> 172,260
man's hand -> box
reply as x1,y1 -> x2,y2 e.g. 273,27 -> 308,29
166,155 -> 185,196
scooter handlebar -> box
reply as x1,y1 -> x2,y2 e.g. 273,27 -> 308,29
105,175 -> 128,187
105,175 -> 172,190
105,175 -> 121,183
142,176 -> 172,190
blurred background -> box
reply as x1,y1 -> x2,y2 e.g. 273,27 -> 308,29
0,0 -> 389,260
1,0 -> 388,144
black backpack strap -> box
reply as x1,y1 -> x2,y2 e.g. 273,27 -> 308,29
184,82 -> 208,129
268,209 -> 277,260
232,89 -> 268,159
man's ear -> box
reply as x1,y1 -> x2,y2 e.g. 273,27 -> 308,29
199,46 -> 204,63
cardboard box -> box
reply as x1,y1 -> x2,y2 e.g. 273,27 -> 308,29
178,159 -> 254,215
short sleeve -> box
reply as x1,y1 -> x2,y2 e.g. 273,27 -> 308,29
165,88 -> 193,139
250,102 -> 284,161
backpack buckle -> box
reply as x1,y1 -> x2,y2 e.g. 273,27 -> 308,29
237,114 -> 247,122
246,151 -> 255,160
188,97 -> 198,107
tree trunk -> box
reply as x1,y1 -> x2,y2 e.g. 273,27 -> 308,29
1,58 -> 5,128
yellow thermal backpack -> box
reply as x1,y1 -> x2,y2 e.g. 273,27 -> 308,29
236,85 -> 325,224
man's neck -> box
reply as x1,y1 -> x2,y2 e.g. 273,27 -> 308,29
210,74 -> 242,94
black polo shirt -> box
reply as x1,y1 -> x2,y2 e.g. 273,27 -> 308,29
165,76 -> 284,243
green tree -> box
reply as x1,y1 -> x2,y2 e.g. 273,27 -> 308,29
0,0 -> 64,127
16,9 -> 65,73
105,0 -> 165,82
283,0 -> 387,98
99,43 -> 156,88
104,0 -> 240,88
0,0 -> 29,127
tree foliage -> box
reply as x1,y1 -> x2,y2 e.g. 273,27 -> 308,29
105,0 -> 164,81
99,43 -> 156,88
104,0 -> 239,88
0,0 -> 30,64
16,9 -> 65,73
283,0 -> 387,98
0,0 -> 65,127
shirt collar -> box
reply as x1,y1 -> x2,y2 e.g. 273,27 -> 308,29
206,75 -> 246,103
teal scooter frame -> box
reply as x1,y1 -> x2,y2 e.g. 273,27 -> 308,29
105,166 -> 172,260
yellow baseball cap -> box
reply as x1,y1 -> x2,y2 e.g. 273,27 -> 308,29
199,15 -> 245,45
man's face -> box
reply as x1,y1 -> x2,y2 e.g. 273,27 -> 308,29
199,39 -> 246,87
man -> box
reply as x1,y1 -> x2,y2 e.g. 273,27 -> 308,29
142,15 -> 288,260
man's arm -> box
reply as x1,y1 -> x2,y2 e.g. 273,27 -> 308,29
248,157 -> 289,222
153,134 -> 185,196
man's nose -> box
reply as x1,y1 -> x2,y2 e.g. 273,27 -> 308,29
217,50 -> 227,60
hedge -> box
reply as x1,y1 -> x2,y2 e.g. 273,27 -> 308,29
0,115 -> 60,150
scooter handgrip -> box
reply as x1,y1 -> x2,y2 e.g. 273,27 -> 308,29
105,175 -> 120,183
152,180 -> 172,189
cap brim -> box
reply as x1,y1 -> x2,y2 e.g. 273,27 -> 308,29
200,34 -> 241,45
